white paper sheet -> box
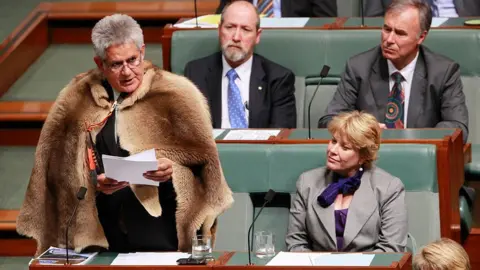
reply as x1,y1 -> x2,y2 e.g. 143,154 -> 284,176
174,16 -> 309,29
431,17 -> 449,27
213,129 -> 226,139
312,253 -> 375,266
266,252 -> 327,266
260,18 -> 309,28
223,130 -> 281,140
102,149 -> 158,186
111,252 -> 190,265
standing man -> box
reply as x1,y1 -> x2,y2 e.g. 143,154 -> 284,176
318,0 -> 468,142
216,0 -> 337,18
185,0 -> 297,129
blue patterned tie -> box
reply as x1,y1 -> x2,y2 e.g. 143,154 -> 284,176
227,69 -> 247,128
426,0 -> 439,16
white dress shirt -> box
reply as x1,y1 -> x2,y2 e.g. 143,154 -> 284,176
387,51 -> 419,128
221,55 -> 253,128
433,0 -> 458,17
253,0 -> 282,17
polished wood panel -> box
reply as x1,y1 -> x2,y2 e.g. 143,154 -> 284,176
0,210 -> 18,231
0,101 -> 52,121
464,228 -> 480,270
0,13 -> 48,98
50,26 -> 164,44
0,239 -> 36,256
0,129 -> 41,146
44,1 -> 219,20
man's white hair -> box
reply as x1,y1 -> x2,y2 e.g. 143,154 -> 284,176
91,14 -> 144,59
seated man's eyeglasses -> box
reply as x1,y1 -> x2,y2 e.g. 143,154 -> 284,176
105,53 -> 143,72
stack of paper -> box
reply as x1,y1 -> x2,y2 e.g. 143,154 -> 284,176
102,149 -> 158,186
174,15 -> 309,28
111,252 -> 190,265
223,129 -> 281,140
266,251 -> 375,266
29,246 -> 97,265
174,15 -> 220,28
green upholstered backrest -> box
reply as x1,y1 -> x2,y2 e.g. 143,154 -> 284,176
0,146 -> 35,210
171,29 -> 480,77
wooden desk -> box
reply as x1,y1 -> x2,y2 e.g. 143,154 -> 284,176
26,251 -> 411,269
221,252 -> 411,270
160,16 -> 480,71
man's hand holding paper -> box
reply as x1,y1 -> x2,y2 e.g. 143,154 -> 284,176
143,158 -> 173,183
99,149 -> 174,194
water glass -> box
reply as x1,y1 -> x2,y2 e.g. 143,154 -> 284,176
254,231 -> 275,258
191,235 -> 212,259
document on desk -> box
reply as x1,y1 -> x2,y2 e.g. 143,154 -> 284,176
223,129 -> 281,140
431,17 -> 449,27
266,252 -> 330,266
111,252 -> 190,265
213,129 -> 226,139
102,149 -> 159,186
266,252 -> 374,266
312,253 -> 375,266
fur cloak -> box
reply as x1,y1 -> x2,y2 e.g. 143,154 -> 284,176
16,61 -> 234,256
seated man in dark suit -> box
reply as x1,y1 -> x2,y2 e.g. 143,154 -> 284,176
364,0 -> 480,17
216,0 -> 337,17
318,0 -> 468,142
185,0 -> 296,129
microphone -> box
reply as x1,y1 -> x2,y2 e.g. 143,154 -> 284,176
65,187 -> 87,265
194,0 -> 199,28
247,189 -> 276,265
360,0 -> 365,27
307,65 -> 330,139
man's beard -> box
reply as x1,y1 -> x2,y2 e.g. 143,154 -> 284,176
222,42 -> 248,63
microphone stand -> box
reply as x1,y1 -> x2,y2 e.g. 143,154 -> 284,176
360,0 -> 365,28
194,0 -> 199,28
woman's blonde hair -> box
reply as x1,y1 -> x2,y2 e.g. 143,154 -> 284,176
413,238 -> 470,270
327,111 -> 381,169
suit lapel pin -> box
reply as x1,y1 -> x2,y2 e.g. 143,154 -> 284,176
258,86 -> 262,91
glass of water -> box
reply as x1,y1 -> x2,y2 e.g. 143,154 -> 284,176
191,235 -> 212,259
254,231 -> 275,258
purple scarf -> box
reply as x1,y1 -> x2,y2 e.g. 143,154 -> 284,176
317,168 -> 364,208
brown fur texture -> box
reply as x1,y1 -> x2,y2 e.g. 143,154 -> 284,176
16,61 -> 234,256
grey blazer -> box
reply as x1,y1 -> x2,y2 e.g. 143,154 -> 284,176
286,166 -> 408,252
318,45 -> 469,142
364,0 -> 480,17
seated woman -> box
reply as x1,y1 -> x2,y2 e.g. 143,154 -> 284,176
286,111 -> 407,252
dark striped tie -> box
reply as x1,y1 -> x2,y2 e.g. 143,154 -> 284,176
385,72 -> 405,129
257,0 -> 274,17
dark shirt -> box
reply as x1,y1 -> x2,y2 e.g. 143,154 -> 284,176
334,209 -> 348,251
94,81 -> 178,252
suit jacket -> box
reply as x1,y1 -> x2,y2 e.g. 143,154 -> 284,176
318,45 -> 469,142
216,0 -> 337,17
286,166 -> 408,252
364,0 -> 480,17
184,52 -> 296,128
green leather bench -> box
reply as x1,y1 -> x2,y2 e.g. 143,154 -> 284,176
214,143 -> 442,252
